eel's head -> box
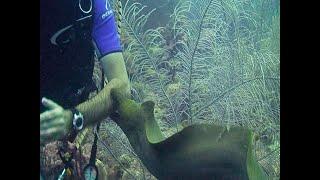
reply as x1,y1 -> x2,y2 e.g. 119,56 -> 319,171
110,87 -> 151,132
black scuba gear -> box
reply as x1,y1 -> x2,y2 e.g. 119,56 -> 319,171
40,0 -> 95,113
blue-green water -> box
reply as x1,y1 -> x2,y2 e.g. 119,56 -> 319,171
40,0 -> 280,179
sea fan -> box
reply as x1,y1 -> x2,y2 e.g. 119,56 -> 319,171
121,0 -> 280,145
121,0 -> 183,132
170,0 -> 280,177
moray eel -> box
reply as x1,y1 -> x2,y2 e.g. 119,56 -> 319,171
110,88 -> 268,180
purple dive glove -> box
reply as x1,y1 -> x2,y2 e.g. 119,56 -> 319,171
92,0 -> 122,59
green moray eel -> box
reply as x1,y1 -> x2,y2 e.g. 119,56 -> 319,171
110,88 -> 268,180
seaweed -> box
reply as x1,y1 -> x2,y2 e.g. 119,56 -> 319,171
122,1 -> 181,132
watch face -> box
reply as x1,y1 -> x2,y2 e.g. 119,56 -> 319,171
73,112 -> 84,130
84,165 -> 98,180
76,118 -> 83,127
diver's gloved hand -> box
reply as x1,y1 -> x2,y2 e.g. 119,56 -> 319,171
40,97 -> 72,144
92,0 -> 122,59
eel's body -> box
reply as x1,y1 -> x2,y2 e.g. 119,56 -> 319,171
110,88 -> 268,180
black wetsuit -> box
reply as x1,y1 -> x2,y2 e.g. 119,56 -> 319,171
40,0 -> 95,113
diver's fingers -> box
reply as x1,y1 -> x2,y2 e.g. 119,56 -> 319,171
41,97 -> 61,110
40,108 -> 63,122
40,118 -> 65,130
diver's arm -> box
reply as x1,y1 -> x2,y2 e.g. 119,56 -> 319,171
76,0 -> 131,125
100,52 -> 130,95
50,52 -> 130,136
74,76 -> 127,127
72,52 -> 130,127
77,0 -> 131,125
41,52 -> 129,142
40,77 -> 126,143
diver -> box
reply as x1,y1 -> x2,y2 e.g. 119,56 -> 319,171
40,0 -> 130,144
40,0 -> 130,179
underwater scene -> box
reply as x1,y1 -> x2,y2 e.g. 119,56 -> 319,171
40,0 -> 280,179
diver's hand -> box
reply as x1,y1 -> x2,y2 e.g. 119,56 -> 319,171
40,97 -> 72,144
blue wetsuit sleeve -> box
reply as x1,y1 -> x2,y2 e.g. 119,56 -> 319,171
92,0 -> 122,59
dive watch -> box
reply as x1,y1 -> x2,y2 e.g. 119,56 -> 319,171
71,108 -> 84,131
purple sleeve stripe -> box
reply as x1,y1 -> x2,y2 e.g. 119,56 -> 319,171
92,0 -> 122,58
